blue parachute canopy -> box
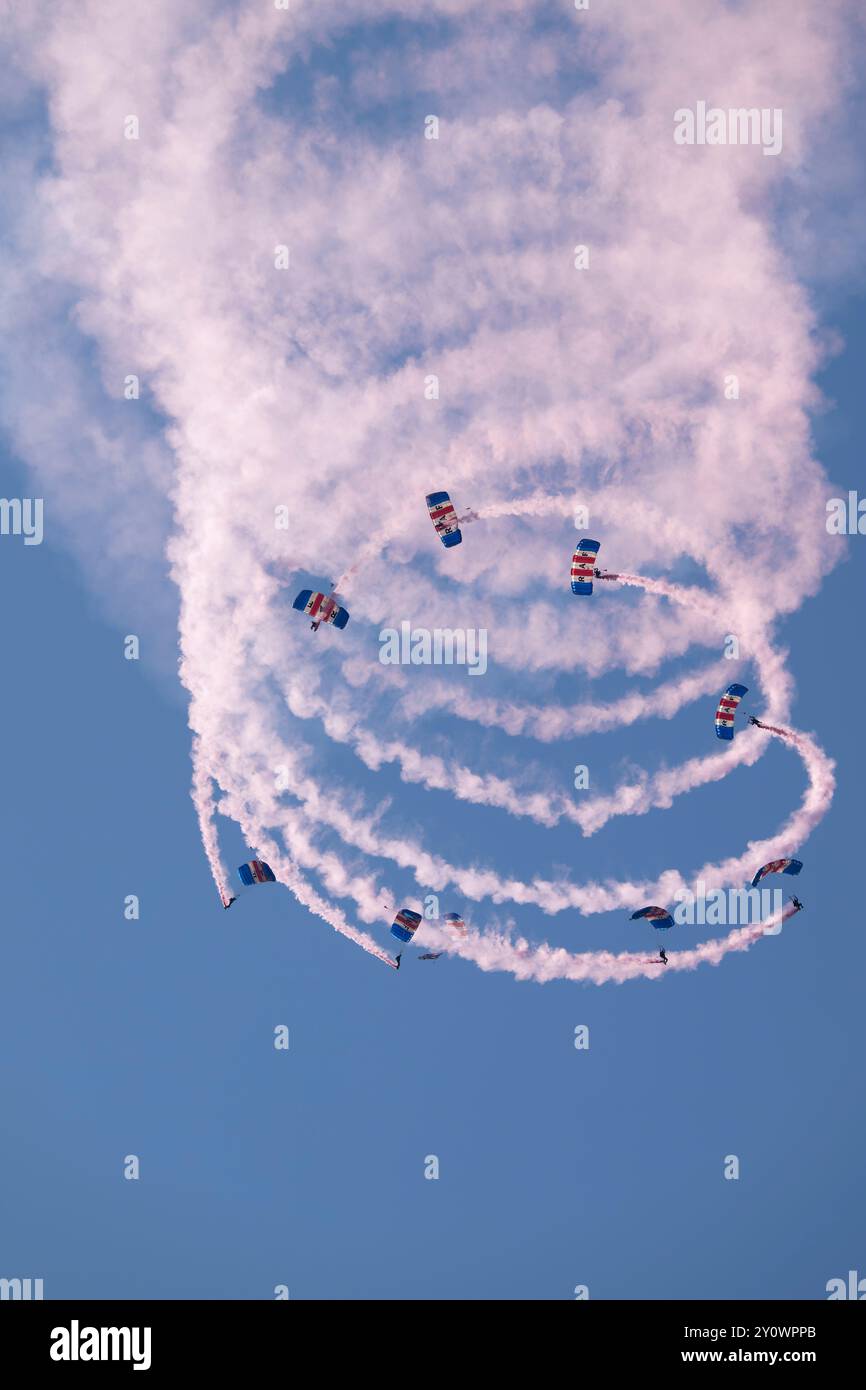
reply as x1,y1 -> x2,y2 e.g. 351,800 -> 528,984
238,860 -> 276,886
571,539 -> 600,595
391,908 -> 422,943
750,858 -> 803,889
426,492 -> 463,548
444,911 -> 466,936
630,905 -> 674,930
292,590 -> 350,629
714,683 -> 748,739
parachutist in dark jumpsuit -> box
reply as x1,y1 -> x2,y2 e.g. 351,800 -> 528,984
659,948 -> 668,965
791,897 -> 803,911
394,953 -> 402,970
223,897 -> 236,910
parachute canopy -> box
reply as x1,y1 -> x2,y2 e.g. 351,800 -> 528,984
571,539 -> 600,595
292,590 -> 350,629
630,905 -> 674,930
715,683 -> 748,740
444,911 -> 467,937
426,492 -> 462,548
238,859 -> 276,886
391,908 -> 422,943
750,858 -> 803,889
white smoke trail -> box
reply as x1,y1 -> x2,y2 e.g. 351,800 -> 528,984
274,563 -> 828,857
392,657 -> 731,741
195,678 -> 832,926
191,744 -> 232,906
0,0 -> 849,988
195,754 -> 400,968
186,543 -> 834,977
419,899 -> 805,986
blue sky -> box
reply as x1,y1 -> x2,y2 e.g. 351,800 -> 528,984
1,1 -> 865,1301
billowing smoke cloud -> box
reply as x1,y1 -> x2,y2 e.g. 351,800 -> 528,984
1,0 -> 853,984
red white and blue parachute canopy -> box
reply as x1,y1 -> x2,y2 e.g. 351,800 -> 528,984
391,908 -> 422,943
571,538 -> 600,595
714,683 -> 748,740
238,859 -> 276,886
444,911 -> 467,936
750,858 -> 803,889
425,492 -> 463,548
292,589 -> 350,629
630,905 -> 674,930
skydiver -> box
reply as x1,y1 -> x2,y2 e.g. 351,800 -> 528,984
419,952 -> 443,960
748,716 -> 766,728
310,620 -> 320,632
792,897 -> 803,911
223,897 -> 236,910
659,948 -> 668,965
394,953 -> 403,970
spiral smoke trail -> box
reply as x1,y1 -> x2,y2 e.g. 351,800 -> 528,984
189,545 -> 835,981
0,1 -> 853,983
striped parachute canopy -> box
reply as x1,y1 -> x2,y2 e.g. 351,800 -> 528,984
444,911 -> 467,937
391,908 -> 422,943
426,492 -> 463,548
750,858 -> 803,889
571,538 -> 600,595
292,590 -> 350,629
238,860 -> 276,886
630,905 -> 674,930
714,683 -> 748,740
